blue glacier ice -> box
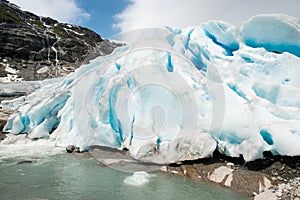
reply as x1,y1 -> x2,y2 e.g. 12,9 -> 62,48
2,14 -> 300,163
241,14 -> 300,57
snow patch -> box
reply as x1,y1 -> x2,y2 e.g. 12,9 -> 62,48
37,66 -> 49,74
0,74 -> 23,82
5,66 -> 18,74
64,28 -> 84,36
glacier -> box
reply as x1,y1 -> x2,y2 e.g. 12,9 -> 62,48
2,14 -> 300,163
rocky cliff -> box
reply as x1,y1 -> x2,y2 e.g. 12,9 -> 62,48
0,0 -> 118,81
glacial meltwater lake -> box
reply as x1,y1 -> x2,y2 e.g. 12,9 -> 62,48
0,141 -> 248,200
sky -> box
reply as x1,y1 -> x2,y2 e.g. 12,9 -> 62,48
9,0 -> 300,39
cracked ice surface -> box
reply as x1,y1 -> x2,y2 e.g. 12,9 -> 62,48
2,14 -> 300,163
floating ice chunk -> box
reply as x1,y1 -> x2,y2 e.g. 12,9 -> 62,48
123,171 -> 155,186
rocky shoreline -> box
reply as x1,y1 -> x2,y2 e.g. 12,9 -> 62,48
257,178 -> 300,200
166,153 -> 300,200
64,145 -> 300,200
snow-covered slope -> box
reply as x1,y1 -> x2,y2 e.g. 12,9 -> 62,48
2,14 -> 300,163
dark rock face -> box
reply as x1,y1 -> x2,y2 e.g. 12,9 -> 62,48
0,0 -> 119,81
0,132 -> 5,140
0,115 -> 7,140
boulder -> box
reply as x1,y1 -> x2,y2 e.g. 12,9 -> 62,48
66,145 -> 75,153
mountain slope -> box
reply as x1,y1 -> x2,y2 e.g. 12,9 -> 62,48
0,0 -> 118,81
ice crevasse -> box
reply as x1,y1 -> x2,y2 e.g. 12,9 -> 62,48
2,14 -> 300,163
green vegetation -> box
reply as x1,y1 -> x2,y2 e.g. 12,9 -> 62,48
52,25 -> 68,39
29,19 -> 45,29
0,5 -> 21,23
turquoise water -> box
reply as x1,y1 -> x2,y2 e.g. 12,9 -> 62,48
0,152 -> 247,200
